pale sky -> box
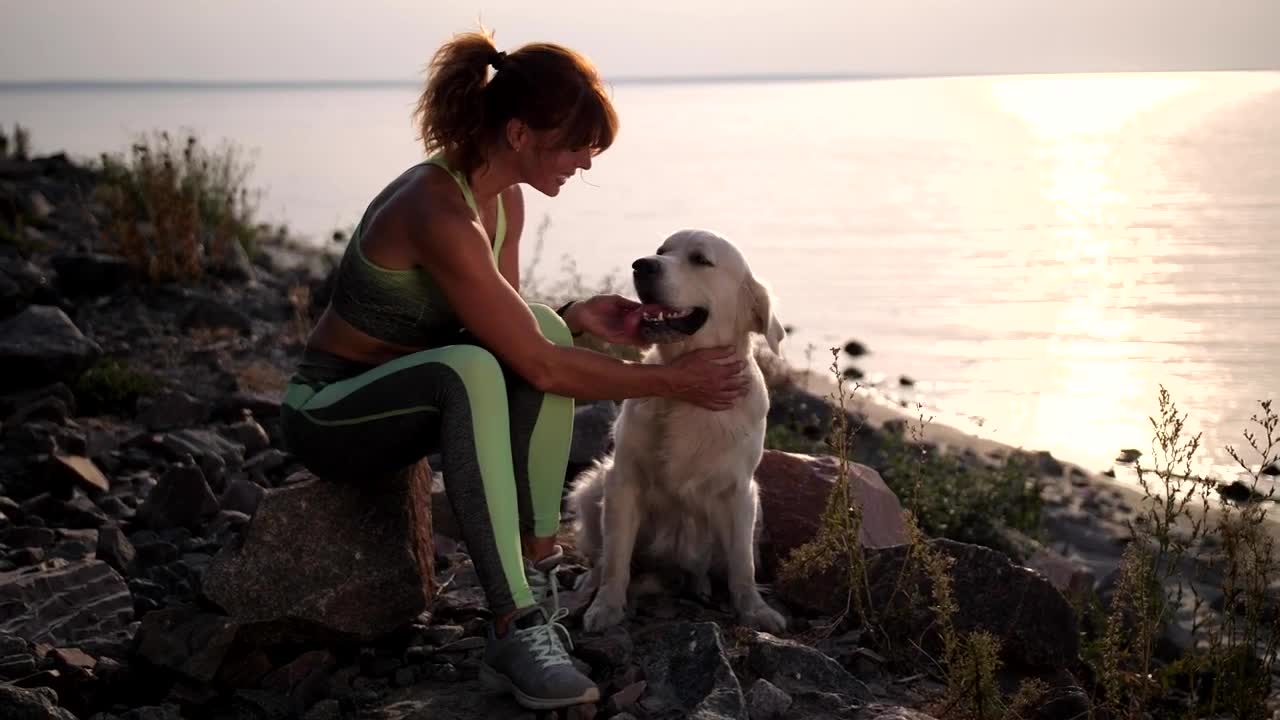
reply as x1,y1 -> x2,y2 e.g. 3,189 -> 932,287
2,0 -> 1278,83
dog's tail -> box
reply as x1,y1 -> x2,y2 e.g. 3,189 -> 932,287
565,456 -> 612,564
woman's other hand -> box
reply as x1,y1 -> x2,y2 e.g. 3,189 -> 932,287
566,294 -> 648,346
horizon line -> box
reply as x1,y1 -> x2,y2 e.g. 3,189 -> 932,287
2,67 -> 1277,91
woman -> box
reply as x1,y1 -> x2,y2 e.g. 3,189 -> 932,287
279,29 -> 748,710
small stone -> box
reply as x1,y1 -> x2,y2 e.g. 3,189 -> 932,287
746,678 -> 793,720
220,419 -> 270,454
417,624 -> 465,647
45,454 -> 110,494
51,646 -> 97,670
96,525 -> 137,574
137,462 -> 219,531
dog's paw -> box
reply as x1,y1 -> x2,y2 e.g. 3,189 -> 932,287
741,602 -> 787,634
583,597 -> 626,633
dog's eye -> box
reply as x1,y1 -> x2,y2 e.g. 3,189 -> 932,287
690,252 -> 714,267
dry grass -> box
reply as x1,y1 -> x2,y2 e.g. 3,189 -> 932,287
1092,389 -> 1279,719
94,131 -> 261,284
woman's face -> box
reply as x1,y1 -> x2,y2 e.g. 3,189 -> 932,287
515,126 -> 595,197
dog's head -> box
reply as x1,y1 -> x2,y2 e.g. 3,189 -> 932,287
631,229 -> 785,354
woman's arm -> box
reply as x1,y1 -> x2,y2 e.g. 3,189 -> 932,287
411,194 -> 744,408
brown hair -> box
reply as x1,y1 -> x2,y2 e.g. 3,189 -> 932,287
414,27 -> 619,177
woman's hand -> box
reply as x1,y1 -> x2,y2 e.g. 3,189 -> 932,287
565,294 -> 649,346
663,346 -> 749,411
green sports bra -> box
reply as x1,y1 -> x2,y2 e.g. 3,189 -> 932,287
329,154 -> 506,347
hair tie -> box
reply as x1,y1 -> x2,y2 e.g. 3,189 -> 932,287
489,51 -> 507,71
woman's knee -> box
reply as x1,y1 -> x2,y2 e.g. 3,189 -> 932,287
528,303 -> 574,347
426,344 -> 504,389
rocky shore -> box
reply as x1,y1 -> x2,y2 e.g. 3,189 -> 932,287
0,148 -> 1273,719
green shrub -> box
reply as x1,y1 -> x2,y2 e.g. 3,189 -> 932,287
73,357 -> 161,416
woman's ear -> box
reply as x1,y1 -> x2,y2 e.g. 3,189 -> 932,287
747,274 -> 786,355
506,118 -> 529,153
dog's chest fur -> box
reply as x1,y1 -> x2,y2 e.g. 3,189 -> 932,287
615,364 -> 769,505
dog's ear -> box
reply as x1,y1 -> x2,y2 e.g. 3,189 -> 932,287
747,274 -> 785,355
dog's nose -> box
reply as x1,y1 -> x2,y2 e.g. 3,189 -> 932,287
632,258 -> 659,276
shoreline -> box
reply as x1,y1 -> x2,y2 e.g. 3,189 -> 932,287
786,364 -> 1280,578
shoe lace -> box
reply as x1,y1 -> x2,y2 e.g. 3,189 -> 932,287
517,569 -> 574,670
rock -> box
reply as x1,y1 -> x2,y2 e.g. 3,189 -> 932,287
7,395 -> 70,427
0,653 -> 37,678
575,624 -> 633,673
44,454 -> 110,495
755,451 -> 907,581
260,649 -> 337,712
243,449 -> 288,477
1024,547 -> 1096,598
0,305 -> 102,391
136,462 -> 219,532
1022,450 -> 1064,477
95,525 -> 137,574
220,418 -> 270,455
1218,480 -> 1267,504
0,559 -> 133,645
134,605 -> 239,683
1262,462 -> 1279,476
0,684 -> 79,720
156,428 -> 245,490
135,389 -> 210,431
20,492 -> 110,529
631,621 -> 746,719
50,252 -> 134,297
1,382 -> 76,421
843,340 -> 868,357
1116,449 -> 1141,463
861,539 -> 1079,669
219,476 -> 264,516
416,624 -> 464,647
50,646 -> 97,671
202,462 -> 435,644
745,678 -> 792,720
746,631 -> 870,706
854,706 -> 940,720
4,525 -> 57,548
0,257 -> 55,319
569,400 -> 618,466
180,295 -> 252,335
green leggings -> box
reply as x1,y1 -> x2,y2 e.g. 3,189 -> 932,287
279,303 -> 575,614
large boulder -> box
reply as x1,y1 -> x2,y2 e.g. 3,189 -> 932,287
0,304 -> 101,391
861,540 -> 1079,670
755,451 -> 908,581
202,461 -> 435,644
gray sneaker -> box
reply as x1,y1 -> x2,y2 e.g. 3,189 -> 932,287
480,548 -> 598,709
480,604 -> 600,709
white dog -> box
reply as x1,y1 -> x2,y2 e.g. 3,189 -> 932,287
567,228 -> 788,634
